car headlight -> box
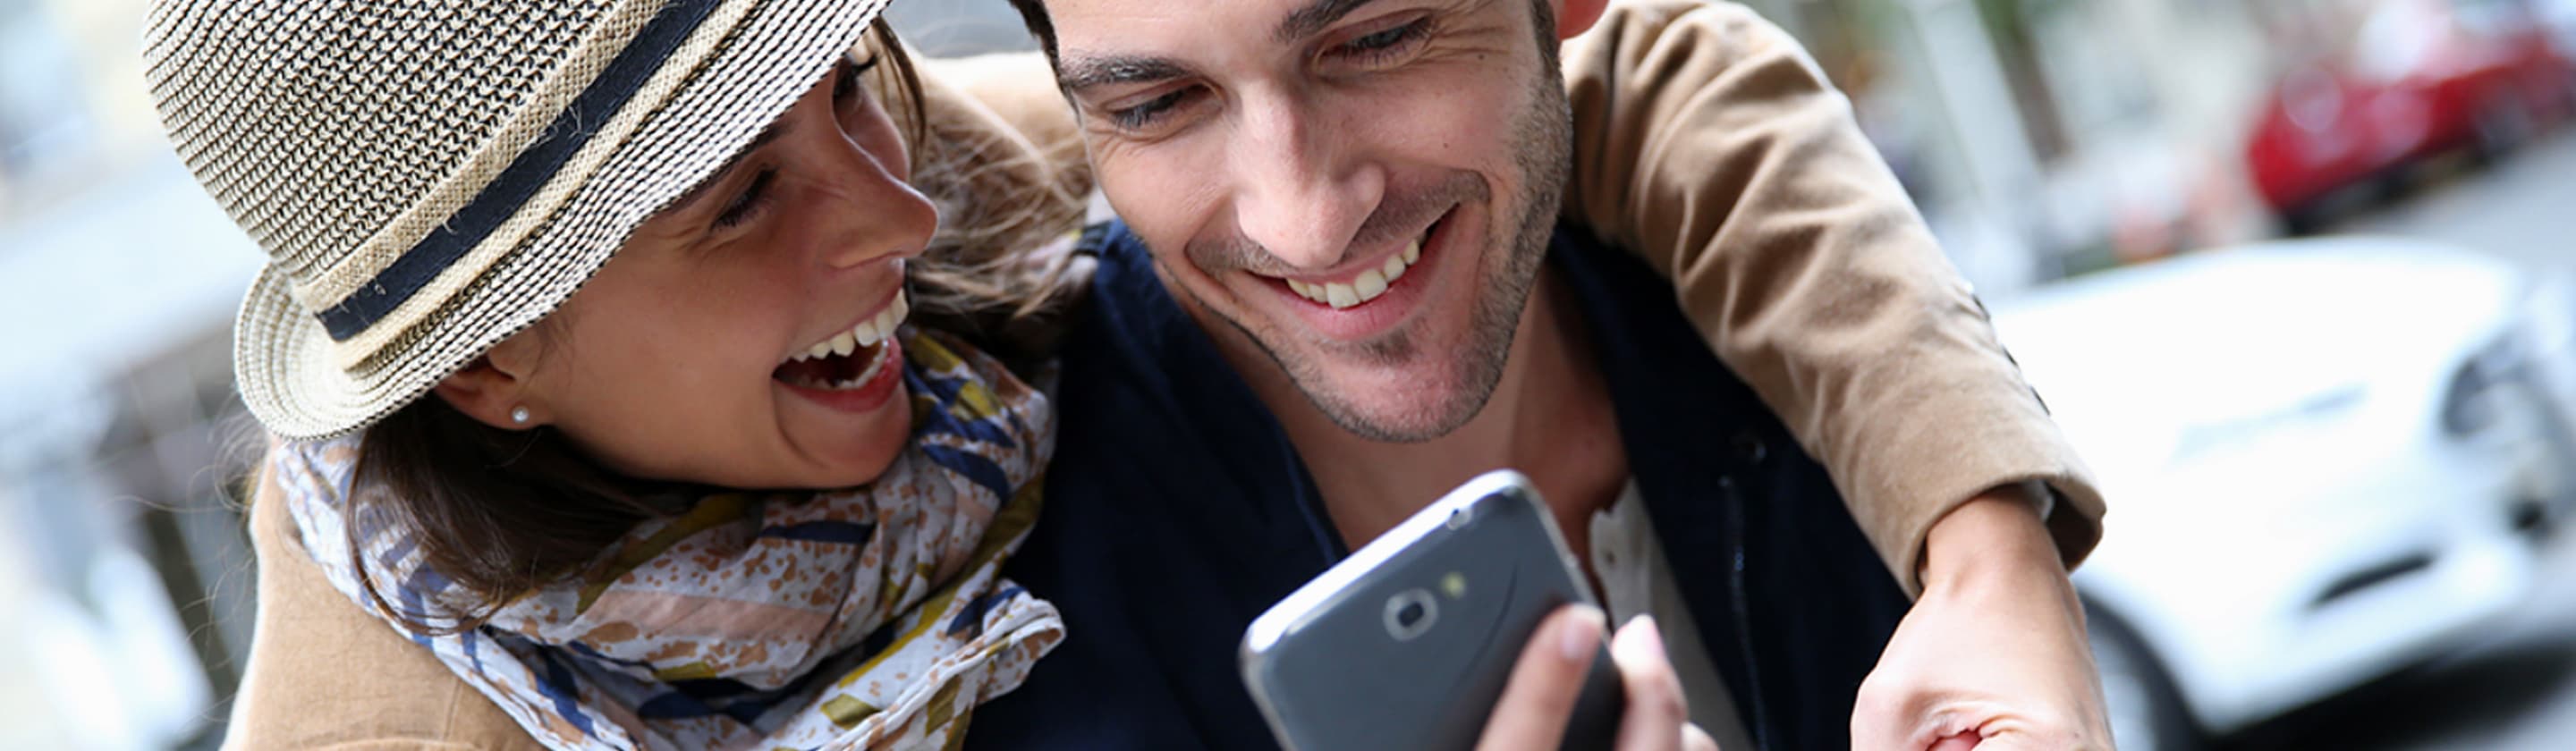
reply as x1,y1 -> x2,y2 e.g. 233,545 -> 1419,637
2442,328 -> 2526,439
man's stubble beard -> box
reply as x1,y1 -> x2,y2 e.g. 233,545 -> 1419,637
1180,55 -> 1574,443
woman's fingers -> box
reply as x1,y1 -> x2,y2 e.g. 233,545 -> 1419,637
1608,616 -> 1690,751
1475,605 -> 1610,751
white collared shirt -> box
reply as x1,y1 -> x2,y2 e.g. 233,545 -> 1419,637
1591,481 -> 1758,751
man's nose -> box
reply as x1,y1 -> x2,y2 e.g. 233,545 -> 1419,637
809,139 -> 936,271
1229,96 -> 1380,270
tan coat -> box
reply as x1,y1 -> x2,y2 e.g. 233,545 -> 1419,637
223,2 -> 2104,747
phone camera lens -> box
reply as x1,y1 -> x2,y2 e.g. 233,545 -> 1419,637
1385,589 -> 1438,641
1446,507 -> 1470,529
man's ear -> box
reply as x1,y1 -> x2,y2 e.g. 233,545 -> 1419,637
1554,0 -> 1608,40
431,337 -> 547,430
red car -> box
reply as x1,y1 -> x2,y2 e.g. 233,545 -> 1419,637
2246,0 -> 2576,231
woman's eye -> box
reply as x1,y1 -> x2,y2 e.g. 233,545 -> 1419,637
835,55 -> 876,102
1108,88 -> 1195,131
714,169 -> 775,229
1334,18 -> 1431,64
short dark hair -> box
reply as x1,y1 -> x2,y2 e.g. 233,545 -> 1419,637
1003,0 -> 1059,60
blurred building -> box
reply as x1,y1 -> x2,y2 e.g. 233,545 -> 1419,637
1756,0 -> 2398,294
0,0 -> 255,747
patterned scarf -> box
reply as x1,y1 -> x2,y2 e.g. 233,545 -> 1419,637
274,330 -> 1064,751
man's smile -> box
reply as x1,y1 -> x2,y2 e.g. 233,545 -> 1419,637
1281,233 -> 1425,308
1257,207 -> 1463,342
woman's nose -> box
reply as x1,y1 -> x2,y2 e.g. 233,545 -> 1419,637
807,148 -> 937,271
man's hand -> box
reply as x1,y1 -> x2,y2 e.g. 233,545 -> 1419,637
1479,605 -> 1722,751
1852,491 -> 2113,751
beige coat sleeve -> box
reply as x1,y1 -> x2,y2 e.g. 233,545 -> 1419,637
222,466 -> 545,751
1558,0 -> 2103,590
923,1 -> 2105,594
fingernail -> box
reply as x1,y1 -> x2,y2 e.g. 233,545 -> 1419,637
1559,605 -> 1606,661
1625,615 -> 1666,662
1610,615 -> 1667,671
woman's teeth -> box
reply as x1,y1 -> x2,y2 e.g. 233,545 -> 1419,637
1285,239 -> 1422,309
787,290 -> 910,364
782,337 -> 895,391
835,340 -> 895,390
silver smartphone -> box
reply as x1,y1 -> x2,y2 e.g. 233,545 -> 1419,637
1240,470 -> 1624,751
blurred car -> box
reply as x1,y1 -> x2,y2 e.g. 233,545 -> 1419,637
1987,238 -> 2573,750
2244,0 -> 2576,232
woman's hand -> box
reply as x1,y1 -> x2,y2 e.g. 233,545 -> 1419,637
1477,605 -> 1722,751
1851,494 -> 2113,751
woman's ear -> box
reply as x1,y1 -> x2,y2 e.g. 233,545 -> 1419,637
1554,0 -> 1608,40
431,337 -> 547,430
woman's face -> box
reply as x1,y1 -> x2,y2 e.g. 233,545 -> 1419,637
453,54 -> 936,490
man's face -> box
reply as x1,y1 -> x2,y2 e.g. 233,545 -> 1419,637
1046,0 -> 1572,442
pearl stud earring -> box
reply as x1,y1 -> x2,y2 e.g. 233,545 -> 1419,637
511,406 -> 531,425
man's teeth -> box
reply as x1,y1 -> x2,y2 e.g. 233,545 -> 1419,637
1287,238 -> 1422,309
789,291 -> 911,363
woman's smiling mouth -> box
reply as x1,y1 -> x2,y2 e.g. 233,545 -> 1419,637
785,288 -> 911,363
775,289 -> 911,412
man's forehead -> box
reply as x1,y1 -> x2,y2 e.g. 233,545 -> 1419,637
1050,0 -> 1426,95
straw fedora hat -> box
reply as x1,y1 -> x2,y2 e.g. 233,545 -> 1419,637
143,0 -> 894,439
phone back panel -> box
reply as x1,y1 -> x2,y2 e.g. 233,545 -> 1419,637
1240,473 -> 1621,751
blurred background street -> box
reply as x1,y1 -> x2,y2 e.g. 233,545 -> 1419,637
4,0 -> 2575,748
2339,123 -> 2576,267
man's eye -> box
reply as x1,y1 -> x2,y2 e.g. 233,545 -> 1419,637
1334,18 -> 1431,64
1108,89 -> 1195,131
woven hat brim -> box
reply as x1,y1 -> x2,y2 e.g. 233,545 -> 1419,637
236,0 -> 895,440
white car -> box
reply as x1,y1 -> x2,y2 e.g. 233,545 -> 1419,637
1987,238 -> 2573,750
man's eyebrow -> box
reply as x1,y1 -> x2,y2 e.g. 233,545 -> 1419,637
671,120 -> 792,211
1054,55 -> 1194,94
1055,0 -> 1385,94
1276,0 -> 1383,44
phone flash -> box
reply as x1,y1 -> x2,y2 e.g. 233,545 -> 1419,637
1441,571 -> 1468,599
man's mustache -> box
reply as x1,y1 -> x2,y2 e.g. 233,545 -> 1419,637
1185,172 -> 1492,275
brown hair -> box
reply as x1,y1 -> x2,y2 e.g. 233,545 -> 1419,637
336,20 -> 1089,634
